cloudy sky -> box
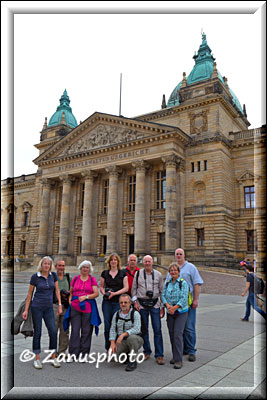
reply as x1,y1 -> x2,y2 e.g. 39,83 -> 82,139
1,1 -> 266,179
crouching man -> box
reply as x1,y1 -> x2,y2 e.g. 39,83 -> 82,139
109,294 -> 144,371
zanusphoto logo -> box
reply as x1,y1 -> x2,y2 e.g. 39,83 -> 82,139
19,349 -> 145,368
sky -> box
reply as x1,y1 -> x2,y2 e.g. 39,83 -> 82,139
1,1 -> 266,179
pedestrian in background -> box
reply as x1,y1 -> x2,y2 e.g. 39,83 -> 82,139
241,264 -> 266,322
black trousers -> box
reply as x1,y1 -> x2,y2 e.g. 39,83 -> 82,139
69,305 -> 93,357
167,311 -> 188,362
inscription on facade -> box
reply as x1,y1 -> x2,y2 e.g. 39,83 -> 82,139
43,148 -> 150,174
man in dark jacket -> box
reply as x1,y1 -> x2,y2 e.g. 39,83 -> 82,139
241,264 -> 266,321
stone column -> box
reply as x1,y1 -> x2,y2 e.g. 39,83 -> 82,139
132,160 -> 148,256
37,179 -> 53,256
162,154 -> 179,253
106,166 -> 121,255
81,170 -> 97,255
177,159 -> 185,248
58,175 -> 74,256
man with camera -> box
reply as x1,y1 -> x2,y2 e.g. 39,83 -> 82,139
53,259 -> 71,355
131,255 -> 165,365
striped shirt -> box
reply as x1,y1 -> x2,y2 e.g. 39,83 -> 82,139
162,278 -> 189,314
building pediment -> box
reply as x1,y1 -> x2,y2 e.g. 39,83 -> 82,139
237,170 -> 258,182
33,112 -> 189,166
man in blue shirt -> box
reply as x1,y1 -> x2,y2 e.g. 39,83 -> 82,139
165,248 -> 203,361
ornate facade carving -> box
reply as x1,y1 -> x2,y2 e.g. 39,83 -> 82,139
189,110 -> 208,134
61,125 -> 145,156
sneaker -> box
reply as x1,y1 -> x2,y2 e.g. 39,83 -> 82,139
170,359 -> 175,364
33,359 -> 42,369
240,318 -> 249,322
144,353 -> 150,361
174,362 -> 183,369
188,354 -> 196,362
51,358 -> 61,368
156,357 -> 165,365
125,361 -> 137,371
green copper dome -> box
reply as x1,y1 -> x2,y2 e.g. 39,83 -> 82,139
48,89 -> 78,128
167,33 -> 244,114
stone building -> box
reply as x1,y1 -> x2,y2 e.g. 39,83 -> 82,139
1,33 -> 266,270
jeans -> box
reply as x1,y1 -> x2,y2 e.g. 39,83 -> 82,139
183,306 -> 196,355
31,305 -> 57,354
244,293 -> 266,320
140,307 -> 164,358
102,300 -> 121,351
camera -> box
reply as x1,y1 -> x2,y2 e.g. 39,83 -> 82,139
60,289 -> 70,308
103,288 -> 114,300
146,290 -> 153,299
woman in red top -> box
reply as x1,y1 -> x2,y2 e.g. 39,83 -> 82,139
68,260 -> 99,358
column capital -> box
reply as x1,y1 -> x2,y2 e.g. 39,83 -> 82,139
40,178 -> 55,187
59,174 -> 76,184
105,165 -> 122,177
81,169 -> 98,181
161,154 -> 180,168
132,159 -> 150,172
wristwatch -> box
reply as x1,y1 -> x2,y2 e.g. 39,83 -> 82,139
86,295 -> 89,299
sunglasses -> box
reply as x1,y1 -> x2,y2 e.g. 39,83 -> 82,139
120,301 -> 129,304
176,253 -> 183,255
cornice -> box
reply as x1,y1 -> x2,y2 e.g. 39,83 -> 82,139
188,133 -> 232,149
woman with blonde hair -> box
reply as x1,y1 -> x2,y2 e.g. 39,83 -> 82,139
22,256 -> 62,369
68,260 -> 99,359
100,253 -> 128,351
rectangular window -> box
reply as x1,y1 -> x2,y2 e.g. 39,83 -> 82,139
244,186 -> 255,209
101,235 -> 107,255
128,175 -> 136,212
158,232 -> 165,251
57,186 -> 63,219
6,240 -> 12,256
196,228 -> 205,247
103,180 -> 109,214
20,240 -> 26,255
197,161 -> 201,172
8,212 -> 14,229
247,230 -> 257,252
24,211 -> 29,226
78,183 -> 85,216
191,162 -> 194,172
156,171 -> 166,209
204,160 -> 207,171
77,236 -> 82,255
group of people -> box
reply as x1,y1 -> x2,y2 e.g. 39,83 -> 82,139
22,248 -> 205,371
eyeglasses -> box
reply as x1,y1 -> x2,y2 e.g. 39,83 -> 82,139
120,301 -> 129,304
176,253 -> 183,255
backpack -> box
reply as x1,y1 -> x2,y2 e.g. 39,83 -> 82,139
53,272 -> 70,304
115,307 -> 147,338
254,276 -> 265,295
166,278 -> 193,307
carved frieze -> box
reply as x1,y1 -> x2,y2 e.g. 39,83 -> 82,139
60,125 -> 144,156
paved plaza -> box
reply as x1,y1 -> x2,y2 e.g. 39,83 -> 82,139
1,268 -> 266,399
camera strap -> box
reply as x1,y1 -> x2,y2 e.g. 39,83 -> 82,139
143,269 -> 155,293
